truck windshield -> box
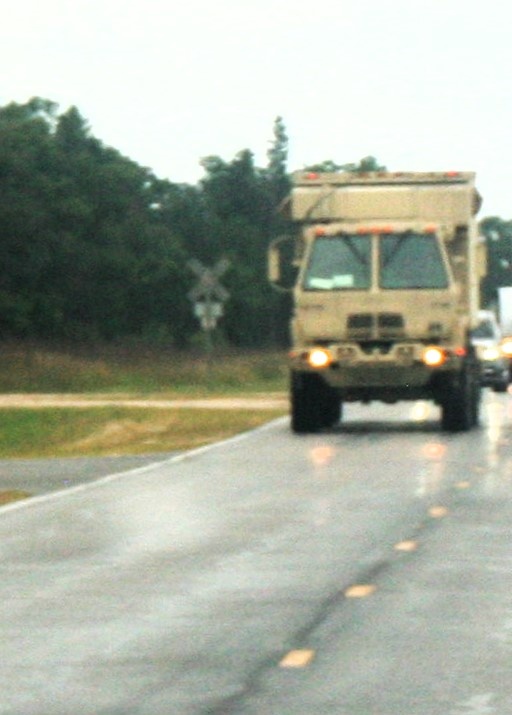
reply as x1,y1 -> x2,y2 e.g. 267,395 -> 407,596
379,232 -> 448,289
303,235 -> 372,290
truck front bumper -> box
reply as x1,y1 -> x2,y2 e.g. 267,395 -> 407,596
289,343 -> 465,401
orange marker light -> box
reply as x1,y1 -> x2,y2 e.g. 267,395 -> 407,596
357,226 -> 393,234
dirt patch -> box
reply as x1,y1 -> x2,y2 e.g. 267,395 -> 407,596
71,418 -> 178,452
0,395 -> 289,459
0,490 -> 32,505
0,393 -> 288,410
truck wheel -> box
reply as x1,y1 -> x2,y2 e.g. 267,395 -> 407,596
471,377 -> 481,426
441,365 -> 478,432
290,372 -> 342,433
441,394 -> 470,432
320,389 -> 342,428
291,372 -> 319,433
492,376 -> 509,393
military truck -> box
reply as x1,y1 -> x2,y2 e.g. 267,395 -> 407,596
268,171 -> 486,432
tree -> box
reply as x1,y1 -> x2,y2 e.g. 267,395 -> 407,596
479,217 -> 512,307
302,159 -> 345,173
342,156 -> 387,172
55,106 -> 93,153
266,116 -> 289,202
303,156 -> 386,173
1,100 -> 423,349
198,134 -> 293,346
0,97 -> 192,343
0,99 -> 61,335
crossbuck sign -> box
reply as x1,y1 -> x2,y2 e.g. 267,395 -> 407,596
187,258 -> 230,331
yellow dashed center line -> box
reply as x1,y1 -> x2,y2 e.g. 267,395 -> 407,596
344,584 -> 377,598
394,540 -> 418,552
428,505 -> 449,518
279,500 -> 457,671
279,649 -> 315,668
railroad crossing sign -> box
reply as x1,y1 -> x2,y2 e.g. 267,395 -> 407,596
187,258 -> 230,331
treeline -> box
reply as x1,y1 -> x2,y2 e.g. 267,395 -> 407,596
0,98 -> 291,347
480,217 -> 512,307
1,98 -> 507,349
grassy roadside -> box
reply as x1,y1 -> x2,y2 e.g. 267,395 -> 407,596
0,342 -> 287,394
0,344 -> 289,460
0,406 -> 287,459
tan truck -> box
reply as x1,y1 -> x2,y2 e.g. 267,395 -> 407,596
269,171 -> 486,432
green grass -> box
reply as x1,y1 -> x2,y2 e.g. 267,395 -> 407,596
0,407 -> 286,458
0,490 -> 31,505
0,342 -> 288,394
0,342 -> 289,460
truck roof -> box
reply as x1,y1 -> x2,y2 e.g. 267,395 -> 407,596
282,170 -> 482,222
292,171 -> 476,187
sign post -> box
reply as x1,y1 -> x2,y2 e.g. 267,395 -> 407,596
187,259 -> 230,378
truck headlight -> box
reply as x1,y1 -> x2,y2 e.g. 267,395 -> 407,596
422,346 -> 446,367
501,338 -> 512,357
308,348 -> 333,368
482,346 -> 500,361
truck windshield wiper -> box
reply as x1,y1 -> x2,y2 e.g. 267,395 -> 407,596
382,232 -> 413,267
343,235 -> 369,266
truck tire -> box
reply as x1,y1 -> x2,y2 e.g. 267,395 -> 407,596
441,393 -> 470,432
471,376 -> 481,426
290,372 -> 340,433
291,372 -> 320,433
321,391 -> 342,429
492,376 -> 509,393
441,363 -> 479,432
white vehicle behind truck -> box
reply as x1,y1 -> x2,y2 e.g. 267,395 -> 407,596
497,285 -> 512,377
498,286 -> 512,336
470,309 -> 509,392
269,170 -> 486,432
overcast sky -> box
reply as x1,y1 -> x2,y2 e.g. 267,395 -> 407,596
1,0 -> 511,217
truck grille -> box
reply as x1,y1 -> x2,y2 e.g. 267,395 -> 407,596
347,313 -> 405,340
347,313 -> 373,339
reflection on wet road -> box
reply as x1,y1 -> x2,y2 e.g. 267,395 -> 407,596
1,391 -> 512,714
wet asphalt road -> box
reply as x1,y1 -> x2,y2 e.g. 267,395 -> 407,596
1,392 -> 512,714
0,453 -> 177,496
